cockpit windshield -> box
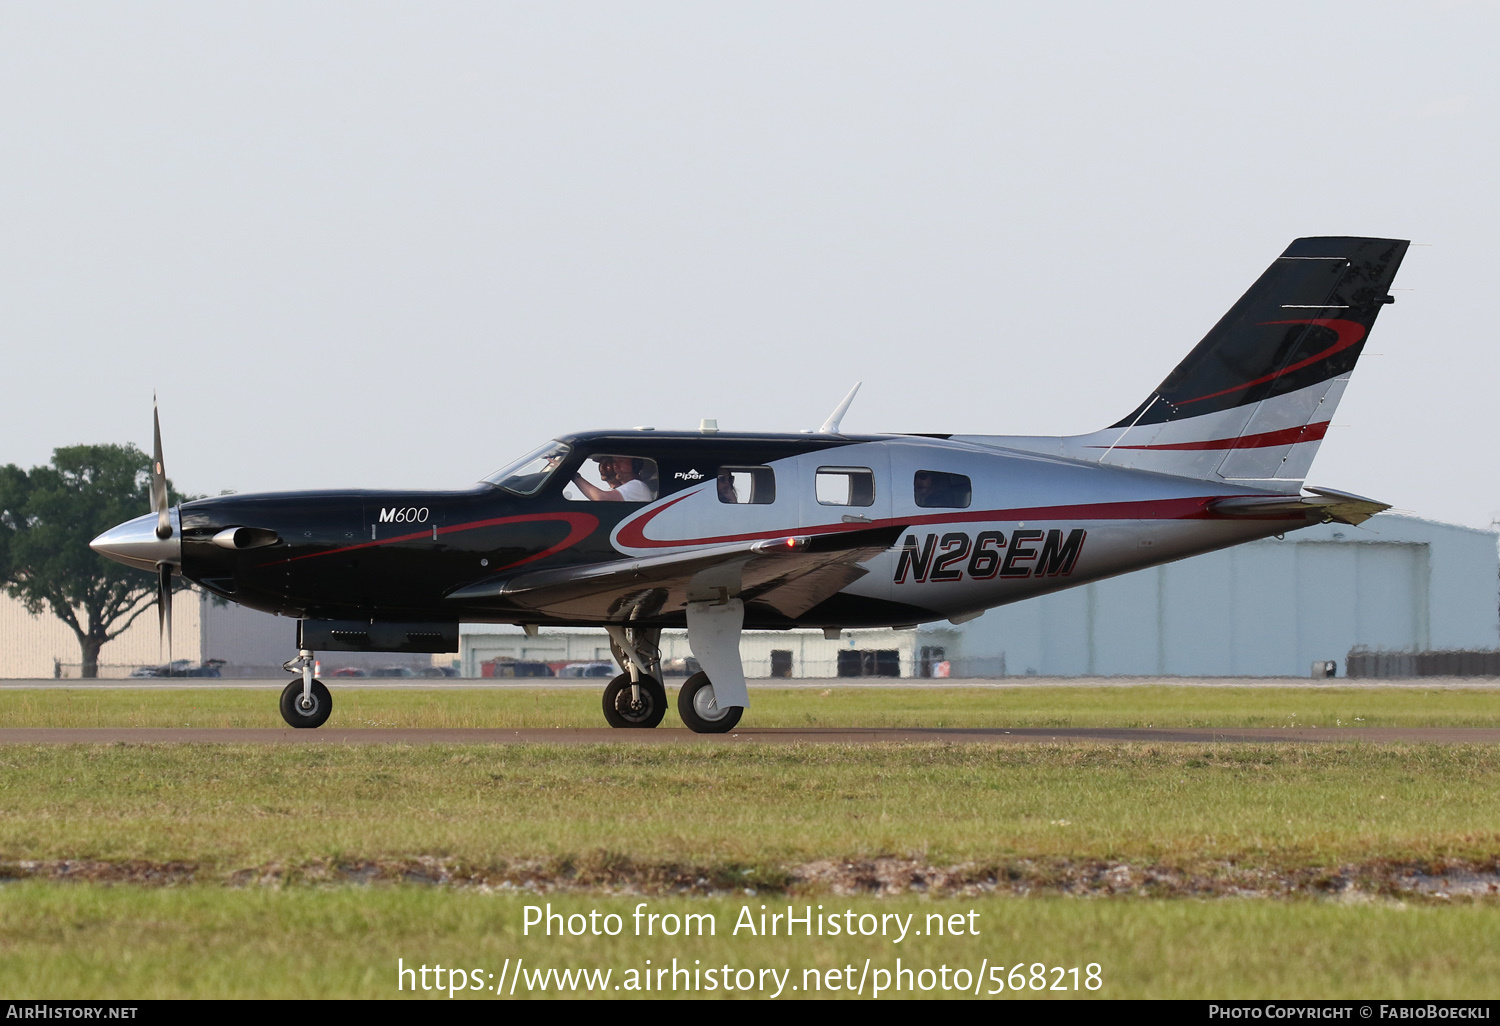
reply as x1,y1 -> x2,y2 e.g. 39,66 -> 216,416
482,441 -> 571,495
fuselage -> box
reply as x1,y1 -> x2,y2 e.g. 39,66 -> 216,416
172,429 -> 1304,631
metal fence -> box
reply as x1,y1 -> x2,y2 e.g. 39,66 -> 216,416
1346,648 -> 1500,678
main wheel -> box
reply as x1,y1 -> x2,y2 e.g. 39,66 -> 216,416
601,672 -> 667,728
279,678 -> 332,728
677,671 -> 743,734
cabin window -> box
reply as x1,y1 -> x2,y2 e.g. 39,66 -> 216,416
717,466 -> 776,504
563,455 -> 660,502
815,467 -> 875,507
913,470 -> 972,509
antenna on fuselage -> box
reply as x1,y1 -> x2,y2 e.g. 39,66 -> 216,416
817,382 -> 862,435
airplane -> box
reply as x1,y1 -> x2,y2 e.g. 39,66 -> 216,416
90,236 -> 1408,732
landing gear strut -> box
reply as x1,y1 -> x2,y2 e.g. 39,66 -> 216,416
602,627 -> 665,729
280,648 -> 332,728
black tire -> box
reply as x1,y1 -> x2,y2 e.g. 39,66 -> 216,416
279,678 -> 332,728
677,671 -> 743,734
601,672 -> 667,728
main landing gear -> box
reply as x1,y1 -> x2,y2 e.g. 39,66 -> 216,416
601,626 -> 743,733
602,626 -> 666,729
602,673 -> 667,728
676,671 -> 742,734
280,649 -> 332,728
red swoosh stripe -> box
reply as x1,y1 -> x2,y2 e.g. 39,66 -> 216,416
272,512 -> 599,574
613,494 -> 1304,550
1095,420 -> 1330,452
1176,318 -> 1366,406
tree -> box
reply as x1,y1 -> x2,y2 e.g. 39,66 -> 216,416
0,444 -> 189,678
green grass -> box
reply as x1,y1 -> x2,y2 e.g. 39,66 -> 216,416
3,684 -> 1499,728
0,742 -> 1496,869
5,687 -> 1499,998
3,886 -> 1500,999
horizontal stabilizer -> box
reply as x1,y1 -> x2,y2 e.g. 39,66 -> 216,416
1209,486 -> 1390,526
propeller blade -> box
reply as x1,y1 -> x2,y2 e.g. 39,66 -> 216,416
152,396 -> 171,541
157,562 -> 173,668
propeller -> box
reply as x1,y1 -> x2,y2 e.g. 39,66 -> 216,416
151,396 -> 171,541
158,561 -> 173,668
150,395 -> 175,666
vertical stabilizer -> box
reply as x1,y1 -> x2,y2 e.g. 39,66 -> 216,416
963,237 -> 1408,484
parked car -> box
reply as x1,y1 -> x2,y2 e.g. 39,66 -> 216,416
556,661 -> 616,678
130,659 -> 225,678
482,658 -> 554,678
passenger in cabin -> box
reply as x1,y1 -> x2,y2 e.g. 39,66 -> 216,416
717,470 -> 739,503
571,455 -> 658,502
913,470 -> 940,507
913,470 -> 971,509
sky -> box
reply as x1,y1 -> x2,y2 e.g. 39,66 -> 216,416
2,2 -> 1498,528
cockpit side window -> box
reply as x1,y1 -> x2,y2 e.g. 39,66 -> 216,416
564,455 -> 660,503
483,441 -> 571,496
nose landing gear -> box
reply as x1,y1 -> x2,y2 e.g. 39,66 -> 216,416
280,649 -> 332,728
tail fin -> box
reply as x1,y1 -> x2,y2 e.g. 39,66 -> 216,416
979,237 -> 1408,484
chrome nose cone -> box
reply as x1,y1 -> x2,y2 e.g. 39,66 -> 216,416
90,510 -> 183,572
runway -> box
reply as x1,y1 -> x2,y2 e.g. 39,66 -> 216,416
1,726 -> 1497,745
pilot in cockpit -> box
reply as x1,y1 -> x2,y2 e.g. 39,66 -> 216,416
570,455 -> 658,502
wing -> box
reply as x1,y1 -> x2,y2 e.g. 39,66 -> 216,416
445,524 -> 905,622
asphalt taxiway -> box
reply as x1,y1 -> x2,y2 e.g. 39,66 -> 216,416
0,726 -> 1496,745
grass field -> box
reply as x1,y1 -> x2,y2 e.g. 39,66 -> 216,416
3,685 -> 1500,998
3,683 -> 1499,728
5,886 -> 1500,999
1,740 -> 1497,870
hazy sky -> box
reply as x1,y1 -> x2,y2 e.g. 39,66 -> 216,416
3,2 -> 1497,528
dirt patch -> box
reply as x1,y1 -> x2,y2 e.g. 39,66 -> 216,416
4,854 -> 1500,900
0,859 -> 198,885
786,856 -> 1500,900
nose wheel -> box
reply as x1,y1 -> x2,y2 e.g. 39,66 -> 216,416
602,673 -> 667,728
677,671 -> 742,733
279,678 -> 332,728
280,647 -> 332,728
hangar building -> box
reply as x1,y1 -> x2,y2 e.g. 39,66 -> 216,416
918,515 -> 1498,677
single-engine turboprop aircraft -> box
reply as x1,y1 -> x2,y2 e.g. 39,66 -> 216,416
92,236 -> 1407,732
